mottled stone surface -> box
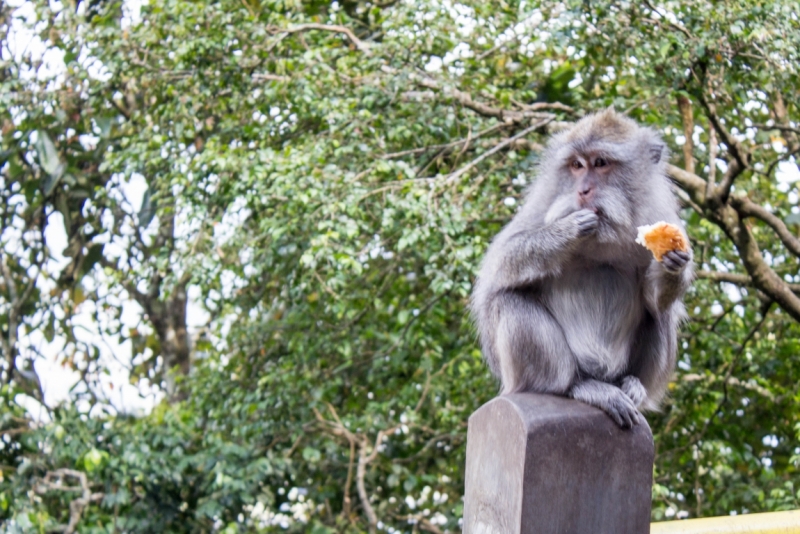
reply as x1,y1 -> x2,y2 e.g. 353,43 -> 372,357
463,393 -> 654,534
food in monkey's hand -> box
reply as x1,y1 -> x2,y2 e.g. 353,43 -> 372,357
635,222 -> 689,261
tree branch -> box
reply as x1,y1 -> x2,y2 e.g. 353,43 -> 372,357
441,118 -> 552,184
356,440 -> 379,533
696,270 -> 750,286
343,438 -> 356,517
696,270 -> 800,294
729,195 -> 800,258
706,127 -> 718,200
641,0 -> 693,39
769,92 -> 800,174
0,253 -> 41,380
385,66 -> 559,124
677,95 -> 695,174
752,123 -> 800,137
712,204 -> 800,321
512,100 -> 576,114
252,73 -> 291,83
393,514 -> 445,534
380,122 -> 509,160
667,163 -> 800,319
270,23 -> 372,54
697,95 -> 749,202
715,159 -> 744,206
314,405 -> 402,533
666,163 -> 707,205
357,426 -> 399,533
34,469 -> 104,534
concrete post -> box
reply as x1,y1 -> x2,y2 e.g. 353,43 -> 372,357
463,393 -> 654,534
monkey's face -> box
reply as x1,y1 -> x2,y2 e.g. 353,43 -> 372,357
544,149 -> 635,244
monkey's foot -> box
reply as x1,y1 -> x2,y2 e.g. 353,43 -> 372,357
569,379 -> 641,429
619,375 -> 647,408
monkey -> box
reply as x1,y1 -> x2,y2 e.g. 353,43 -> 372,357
470,109 -> 693,428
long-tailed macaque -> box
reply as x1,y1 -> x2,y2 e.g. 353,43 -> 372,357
471,109 -> 693,428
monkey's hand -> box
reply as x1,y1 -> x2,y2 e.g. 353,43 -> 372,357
661,250 -> 691,273
569,379 -> 641,429
573,209 -> 599,237
619,375 -> 647,408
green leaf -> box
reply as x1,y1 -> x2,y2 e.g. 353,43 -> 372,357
81,244 -> 105,276
83,448 -> 108,473
6,156 -> 24,179
54,192 -> 72,230
34,130 -> 66,194
43,315 -> 56,343
302,447 -> 321,463
95,116 -> 114,139
138,186 -> 157,228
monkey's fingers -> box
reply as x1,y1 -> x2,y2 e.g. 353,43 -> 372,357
571,380 -> 641,429
662,250 -> 690,272
574,209 -> 599,237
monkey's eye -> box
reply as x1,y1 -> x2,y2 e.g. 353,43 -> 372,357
571,160 -> 584,169
594,157 -> 608,168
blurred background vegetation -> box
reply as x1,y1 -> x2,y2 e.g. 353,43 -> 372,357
1,0 -> 799,532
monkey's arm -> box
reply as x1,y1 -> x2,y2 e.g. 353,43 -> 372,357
481,209 -> 598,289
643,250 -> 693,313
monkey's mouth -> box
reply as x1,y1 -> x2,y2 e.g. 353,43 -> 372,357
591,207 -> 622,237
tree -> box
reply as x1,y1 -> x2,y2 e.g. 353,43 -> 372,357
1,0 -> 798,531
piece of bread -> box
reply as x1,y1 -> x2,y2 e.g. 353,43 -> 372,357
635,222 -> 689,261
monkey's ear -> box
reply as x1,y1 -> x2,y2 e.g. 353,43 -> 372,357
649,144 -> 664,164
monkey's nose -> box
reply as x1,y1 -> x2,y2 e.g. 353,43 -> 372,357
578,188 -> 595,208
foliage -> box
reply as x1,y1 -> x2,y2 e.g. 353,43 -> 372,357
1,0 -> 799,531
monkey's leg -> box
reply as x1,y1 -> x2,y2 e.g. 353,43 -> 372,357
569,379 -> 641,428
494,292 -> 576,395
629,312 -> 677,411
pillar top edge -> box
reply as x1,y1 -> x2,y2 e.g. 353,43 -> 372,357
470,393 -> 653,438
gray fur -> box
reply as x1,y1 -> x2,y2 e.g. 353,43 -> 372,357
471,109 -> 693,428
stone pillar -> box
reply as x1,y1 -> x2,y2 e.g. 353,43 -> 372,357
463,393 -> 654,534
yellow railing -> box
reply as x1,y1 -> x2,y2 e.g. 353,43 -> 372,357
651,510 -> 800,533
